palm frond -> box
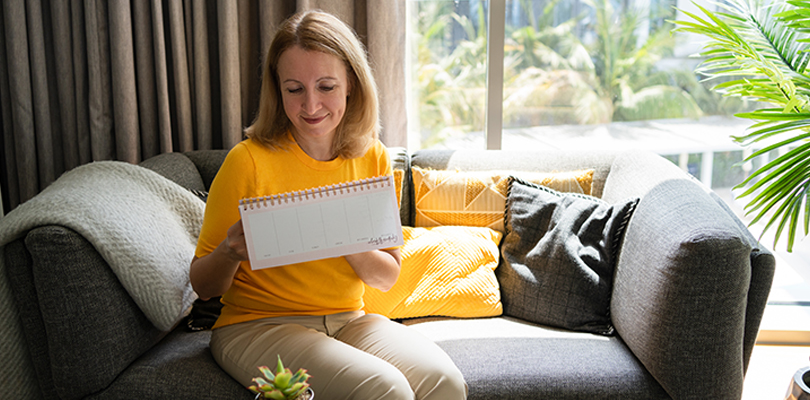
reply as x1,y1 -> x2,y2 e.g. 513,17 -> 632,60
674,0 -> 810,251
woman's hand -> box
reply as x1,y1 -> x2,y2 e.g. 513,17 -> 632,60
221,219 -> 249,262
190,220 -> 248,300
344,248 -> 401,292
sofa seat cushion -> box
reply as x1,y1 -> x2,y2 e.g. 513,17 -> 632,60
403,317 -> 670,399
86,329 -> 253,400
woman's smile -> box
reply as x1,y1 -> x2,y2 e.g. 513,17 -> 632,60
302,115 -> 328,125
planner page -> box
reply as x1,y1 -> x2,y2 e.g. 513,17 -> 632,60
239,176 -> 403,270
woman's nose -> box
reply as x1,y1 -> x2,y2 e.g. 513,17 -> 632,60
302,91 -> 320,114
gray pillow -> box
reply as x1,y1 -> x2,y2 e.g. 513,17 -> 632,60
497,177 -> 638,335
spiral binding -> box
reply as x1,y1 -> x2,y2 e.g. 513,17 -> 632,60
239,175 -> 392,211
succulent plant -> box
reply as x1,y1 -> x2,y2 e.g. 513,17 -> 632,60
248,356 -> 312,400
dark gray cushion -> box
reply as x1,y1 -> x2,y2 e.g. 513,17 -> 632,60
14,226 -> 165,399
497,178 -> 637,335
86,329 -> 253,400
184,149 -> 230,191
139,152 -> 207,192
438,337 -> 669,399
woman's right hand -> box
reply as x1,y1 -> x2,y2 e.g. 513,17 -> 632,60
222,219 -> 249,262
190,219 -> 248,299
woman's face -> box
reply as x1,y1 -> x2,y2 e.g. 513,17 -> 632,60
277,46 -> 351,151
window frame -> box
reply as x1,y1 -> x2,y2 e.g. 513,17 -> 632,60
485,0 -> 506,150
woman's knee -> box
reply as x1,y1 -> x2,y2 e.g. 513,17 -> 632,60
409,359 -> 467,400
343,366 -> 414,400
337,315 -> 467,399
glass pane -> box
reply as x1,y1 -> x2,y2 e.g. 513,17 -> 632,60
501,0 -> 754,125
407,0 -> 489,150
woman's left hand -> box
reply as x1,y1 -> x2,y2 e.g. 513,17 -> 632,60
344,248 -> 401,292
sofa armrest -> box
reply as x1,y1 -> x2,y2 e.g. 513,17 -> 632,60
5,226 -> 166,399
602,151 -> 775,400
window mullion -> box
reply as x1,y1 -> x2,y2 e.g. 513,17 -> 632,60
485,0 -> 506,150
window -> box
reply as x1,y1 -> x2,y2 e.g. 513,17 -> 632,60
406,0 -> 752,155
406,0 -> 490,149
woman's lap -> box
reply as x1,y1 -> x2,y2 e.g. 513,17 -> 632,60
210,312 -> 466,400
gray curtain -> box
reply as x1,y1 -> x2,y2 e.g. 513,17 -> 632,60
0,0 -> 407,215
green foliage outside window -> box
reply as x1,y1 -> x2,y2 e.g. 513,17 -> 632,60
410,0 -> 752,147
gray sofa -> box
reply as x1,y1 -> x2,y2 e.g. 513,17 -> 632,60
2,147 -> 774,399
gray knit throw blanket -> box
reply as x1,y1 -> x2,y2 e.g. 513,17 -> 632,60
0,161 -> 204,398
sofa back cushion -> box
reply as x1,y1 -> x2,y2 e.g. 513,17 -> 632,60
153,148 -> 414,226
410,166 -> 594,232
184,149 -> 230,190
410,149 -> 618,200
138,152 -> 208,192
5,226 -> 165,400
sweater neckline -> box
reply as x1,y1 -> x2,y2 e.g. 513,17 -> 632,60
287,131 -> 345,171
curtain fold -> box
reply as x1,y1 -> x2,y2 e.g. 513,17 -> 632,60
218,0 -> 242,149
191,0 -> 212,151
4,0 -> 38,206
109,0 -> 140,163
0,0 -> 406,215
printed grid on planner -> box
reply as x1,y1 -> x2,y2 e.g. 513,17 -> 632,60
239,176 -> 403,270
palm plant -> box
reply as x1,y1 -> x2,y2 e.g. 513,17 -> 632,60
674,0 -> 810,251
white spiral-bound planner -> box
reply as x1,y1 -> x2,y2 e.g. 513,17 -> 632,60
239,175 -> 403,270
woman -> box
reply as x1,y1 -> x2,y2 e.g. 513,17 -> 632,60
190,10 -> 467,400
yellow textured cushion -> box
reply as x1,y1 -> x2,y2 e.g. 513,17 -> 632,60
412,166 -> 594,232
363,226 -> 503,319
393,168 -> 404,209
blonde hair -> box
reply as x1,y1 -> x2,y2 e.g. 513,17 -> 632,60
244,11 -> 380,159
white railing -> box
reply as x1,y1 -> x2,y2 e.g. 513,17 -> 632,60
436,115 -> 758,189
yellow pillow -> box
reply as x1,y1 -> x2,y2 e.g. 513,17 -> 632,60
393,168 -> 404,209
363,226 -> 503,319
412,166 -> 594,232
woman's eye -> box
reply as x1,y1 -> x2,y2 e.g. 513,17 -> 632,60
287,87 -> 303,94
320,86 -> 336,92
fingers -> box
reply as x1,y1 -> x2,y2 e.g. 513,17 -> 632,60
226,220 -> 249,261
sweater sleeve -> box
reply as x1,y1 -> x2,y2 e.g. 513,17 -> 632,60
195,142 -> 256,258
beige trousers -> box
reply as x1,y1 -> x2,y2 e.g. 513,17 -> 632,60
210,311 -> 467,400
